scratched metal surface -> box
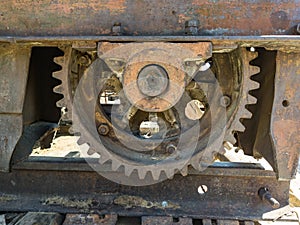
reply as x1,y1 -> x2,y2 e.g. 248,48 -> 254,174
0,0 -> 299,36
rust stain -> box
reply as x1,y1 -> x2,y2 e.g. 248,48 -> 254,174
1,0 -> 299,35
273,120 -> 300,149
49,0 -> 126,14
114,195 -> 180,210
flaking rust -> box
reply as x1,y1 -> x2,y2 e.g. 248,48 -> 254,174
114,195 -> 180,210
43,196 -> 93,209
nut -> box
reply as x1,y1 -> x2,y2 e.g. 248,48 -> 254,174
166,144 -> 177,154
78,55 -> 91,66
185,19 -> 199,35
220,95 -> 231,107
111,23 -> 122,36
98,124 -> 110,136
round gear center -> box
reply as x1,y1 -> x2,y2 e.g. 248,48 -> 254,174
137,64 -> 169,97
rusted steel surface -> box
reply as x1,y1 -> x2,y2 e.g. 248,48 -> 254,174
0,165 -> 290,220
0,44 -> 30,172
0,1 -> 299,36
0,115 -> 23,172
271,51 -> 300,180
0,44 -> 30,113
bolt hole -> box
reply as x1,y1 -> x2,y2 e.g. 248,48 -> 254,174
282,100 -> 290,107
173,218 -> 179,222
197,185 -> 208,195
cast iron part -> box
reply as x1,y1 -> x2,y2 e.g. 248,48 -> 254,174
258,187 -> 280,209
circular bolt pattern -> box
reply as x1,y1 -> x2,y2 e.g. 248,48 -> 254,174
137,65 -> 169,97
98,124 -> 110,136
220,95 -> 231,107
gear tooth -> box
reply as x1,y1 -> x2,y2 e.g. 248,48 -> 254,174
219,147 -> 226,155
247,50 -> 259,61
249,80 -> 260,90
138,169 -> 148,180
52,70 -> 64,80
242,108 -> 253,119
54,56 -> 64,65
164,169 -> 175,179
56,98 -> 66,107
124,167 -> 134,177
53,84 -> 64,94
250,65 -> 260,75
235,121 -> 246,132
180,166 -> 188,176
77,136 -> 85,145
226,133 -> 236,145
190,157 -> 202,171
151,169 -> 161,180
247,94 -> 257,105
99,154 -> 110,164
87,148 -> 96,155
111,161 -> 121,171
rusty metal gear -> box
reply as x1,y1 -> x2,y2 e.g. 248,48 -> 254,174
53,44 -> 259,181
53,47 -> 73,121
224,48 -> 260,144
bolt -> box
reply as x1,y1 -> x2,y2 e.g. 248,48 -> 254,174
161,201 -> 168,208
220,95 -> 231,107
78,55 -> 91,66
185,99 -> 205,120
111,23 -> 122,36
166,144 -> 177,154
258,187 -> 280,209
185,19 -> 199,35
98,124 -> 110,136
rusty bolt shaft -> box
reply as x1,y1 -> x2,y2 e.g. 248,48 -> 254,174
258,187 -> 280,209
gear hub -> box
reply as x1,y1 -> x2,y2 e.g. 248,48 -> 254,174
137,64 -> 169,97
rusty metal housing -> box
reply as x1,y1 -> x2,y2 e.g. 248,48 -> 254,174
0,1 -> 299,223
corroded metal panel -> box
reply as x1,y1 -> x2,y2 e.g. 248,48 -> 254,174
271,51 -> 300,180
0,1 -> 299,36
0,45 -> 30,172
0,114 -> 23,172
0,166 -> 290,220
0,45 -> 31,113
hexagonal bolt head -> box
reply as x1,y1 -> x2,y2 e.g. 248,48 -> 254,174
111,23 -> 122,36
98,124 -> 110,136
185,19 -> 199,35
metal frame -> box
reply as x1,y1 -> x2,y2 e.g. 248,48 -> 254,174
0,160 -> 291,221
